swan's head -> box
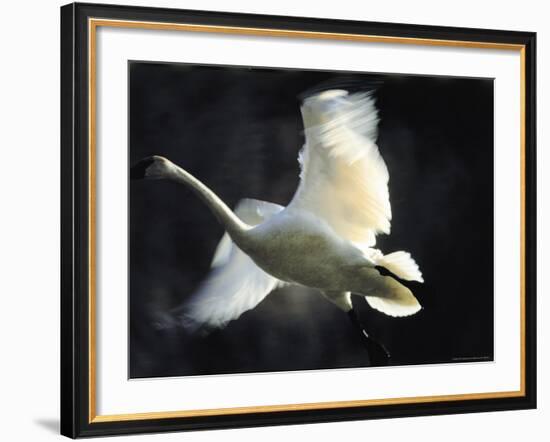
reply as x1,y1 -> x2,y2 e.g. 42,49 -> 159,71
300,89 -> 349,128
130,155 -> 176,180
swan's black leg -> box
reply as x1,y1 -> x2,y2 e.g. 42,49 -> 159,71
348,308 -> 390,366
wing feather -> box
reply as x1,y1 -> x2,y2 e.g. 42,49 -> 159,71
182,248 -> 280,330
289,91 -> 391,247
159,199 -> 285,331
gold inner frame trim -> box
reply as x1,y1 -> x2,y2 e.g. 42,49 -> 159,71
88,17 -> 527,424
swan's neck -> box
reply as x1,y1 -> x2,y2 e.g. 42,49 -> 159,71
167,166 -> 251,243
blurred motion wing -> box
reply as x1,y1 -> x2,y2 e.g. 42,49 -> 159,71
289,91 -> 391,248
160,199 -> 285,331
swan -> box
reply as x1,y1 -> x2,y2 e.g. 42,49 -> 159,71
131,89 -> 423,365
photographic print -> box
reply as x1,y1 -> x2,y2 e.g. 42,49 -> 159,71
61,5 -> 536,436
129,62 -> 494,379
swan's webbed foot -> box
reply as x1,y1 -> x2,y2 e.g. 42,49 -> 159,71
347,309 -> 390,366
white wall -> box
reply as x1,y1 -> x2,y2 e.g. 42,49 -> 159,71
0,0 -> 546,440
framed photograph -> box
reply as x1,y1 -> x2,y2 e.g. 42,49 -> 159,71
60,2 -> 537,438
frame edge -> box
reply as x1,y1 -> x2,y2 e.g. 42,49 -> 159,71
60,2 -> 77,439
523,31 -> 537,411
60,2 -> 537,437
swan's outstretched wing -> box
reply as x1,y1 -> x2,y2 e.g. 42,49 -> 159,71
161,199 -> 285,331
288,90 -> 391,248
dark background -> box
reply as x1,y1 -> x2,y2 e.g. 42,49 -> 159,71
129,61 -> 494,379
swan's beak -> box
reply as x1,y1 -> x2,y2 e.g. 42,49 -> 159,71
130,157 -> 156,180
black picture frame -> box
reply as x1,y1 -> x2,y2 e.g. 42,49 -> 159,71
61,2 -> 536,438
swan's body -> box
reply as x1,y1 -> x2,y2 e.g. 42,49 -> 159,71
245,207 -> 368,288
133,89 -> 424,364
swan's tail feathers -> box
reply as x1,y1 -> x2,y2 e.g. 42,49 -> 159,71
377,251 -> 424,283
359,269 -> 422,317
365,293 -> 421,318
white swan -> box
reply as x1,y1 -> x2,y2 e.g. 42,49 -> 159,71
132,89 -> 423,365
